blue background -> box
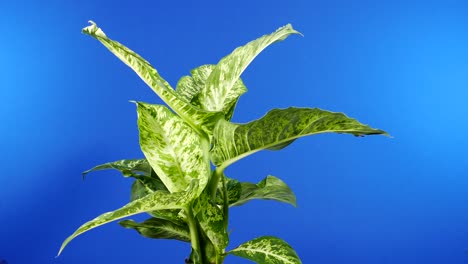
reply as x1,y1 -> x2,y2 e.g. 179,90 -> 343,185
1,0 -> 467,263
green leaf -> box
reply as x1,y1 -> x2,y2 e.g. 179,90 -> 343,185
82,21 -> 223,135
176,64 -> 214,104
119,217 -> 190,242
130,174 -> 182,223
229,236 -> 301,264
216,177 -> 242,205
176,64 -> 246,120
198,24 -> 300,114
136,102 -> 210,195
193,191 -> 228,252
82,159 -> 151,178
130,177 -> 168,201
211,107 -> 389,168
58,180 -> 198,256
232,176 -> 296,207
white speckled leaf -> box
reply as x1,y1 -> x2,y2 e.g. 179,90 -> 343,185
211,107 -> 388,168
198,24 -> 300,113
176,64 -> 214,104
231,176 -> 296,207
193,191 -> 228,252
58,180 -> 198,256
136,102 -> 210,195
176,64 -> 246,121
229,236 -> 301,264
82,21 -> 223,135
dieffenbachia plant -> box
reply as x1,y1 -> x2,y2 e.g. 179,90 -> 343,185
58,21 -> 388,264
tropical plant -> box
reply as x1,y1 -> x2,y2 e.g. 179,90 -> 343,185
58,21 -> 388,264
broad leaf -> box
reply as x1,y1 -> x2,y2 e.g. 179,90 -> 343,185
130,175 -> 182,223
216,177 -> 242,205
119,217 -> 190,242
82,159 -> 151,178
82,21 -> 223,135
136,102 -> 210,195
176,64 -> 215,104
58,180 -> 198,256
211,107 -> 388,168
198,24 -> 300,114
176,64 -> 246,120
229,236 -> 301,264
193,191 -> 228,252
130,177 -> 168,201
233,176 -> 296,207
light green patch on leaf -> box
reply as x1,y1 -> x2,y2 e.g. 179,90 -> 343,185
229,236 -> 301,264
58,180 -> 199,256
232,176 -> 296,207
136,102 -> 210,195
198,24 -> 300,114
82,21 -> 223,135
119,217 -> 190,242
193,191 -> 228,252
211,107 -> 389,168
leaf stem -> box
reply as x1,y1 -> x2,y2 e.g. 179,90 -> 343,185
186,204 -> 202,264
221,175 -> 229,231
208,167 -> 224,202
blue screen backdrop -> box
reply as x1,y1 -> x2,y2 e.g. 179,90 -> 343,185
1,0 -> 468,263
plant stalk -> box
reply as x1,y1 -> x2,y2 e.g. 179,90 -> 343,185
208,167 -> 224,202
186,204 -> 202,264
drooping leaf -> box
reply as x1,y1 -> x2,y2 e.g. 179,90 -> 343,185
82,159 -> 151,178
198,24 -> 300,114
176,64 -> 246,120
58,180 -> 198,256
193,191 -> 228,252
119,217 -> 190,242
233,176 -> 296,207
82,21 -> 223,135
229,236 -> 301,264
136,102 -> 210,195
211,107 -> 389,168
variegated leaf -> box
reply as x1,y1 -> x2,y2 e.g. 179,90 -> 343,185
193,191 -> 228,252
130,175 -> 182,223
229,236 -> 301,264
198,24 -> 300,113
58,180 -> 198,256
82,159 -> 151,177
216,177 -> 242,205
211,107 -> 388,168
130,177 -> 168,201
82,21 -> 223,135
232,176 -> 296,207
136,102 -> 210,195
176,64 -> 214,103
176,64 -> 246,120
119,217 -> 190,242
